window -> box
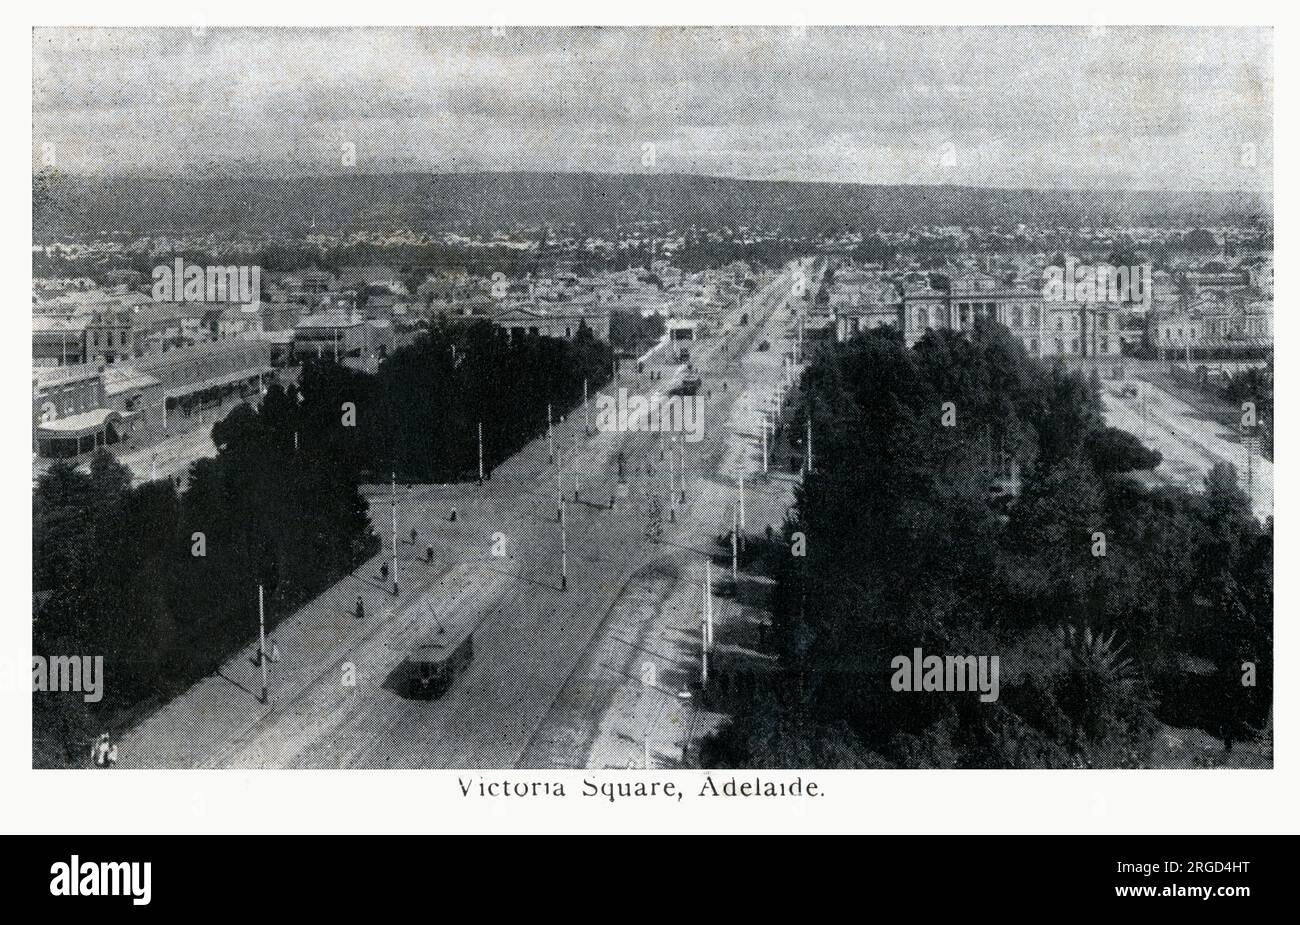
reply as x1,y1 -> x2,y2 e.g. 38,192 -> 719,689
1055,338 -> 1064,353
1100,336 -> 1110,353
1071,339 -> 1079,353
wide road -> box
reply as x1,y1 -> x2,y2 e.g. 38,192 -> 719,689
117,261 -> 806,768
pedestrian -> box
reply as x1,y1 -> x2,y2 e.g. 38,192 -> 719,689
270,638 -> 280,664
427,546 -> 434,563
410,528 -> 418,546
380,561 -> 389,581
449,508 -> 457,522
356,595 -> 366,619
92,733 -> 111,768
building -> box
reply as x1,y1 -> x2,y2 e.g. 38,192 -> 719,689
32,365 -> 120,458
292,309 -> 367,359
870,271 -> 1127,359
32,315 -> 89,366
1153,309 -> 1204,348
1248,261 -> 1274,297
130,302 -> 211,354
84,308 -> 133,365
292,309 -> 396,363
831,276 -> 903,341
134,338 -> 275,422
492,305 -> 611,343
666,318 -> 700,342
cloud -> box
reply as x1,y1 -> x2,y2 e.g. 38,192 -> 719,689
32,25 -> 1272,191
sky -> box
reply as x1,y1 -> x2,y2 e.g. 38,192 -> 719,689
32,26 -> 1273,192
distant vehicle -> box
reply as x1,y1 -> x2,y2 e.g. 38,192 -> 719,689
740,312 -> 749,325
401,619 -> 475,698
672,374 -> 703,396
1120,384 -> 1139,398
757,340 -> 771,351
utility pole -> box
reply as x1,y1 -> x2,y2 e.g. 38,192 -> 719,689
547,403 -> 554,464
572,433 -> 580,501
1246,430 -> 1254,503
731,501 -> 739,587
390,471 -> 399,596
1141,383 -> 1148,441
761,409 -> 768,473
667,447 -> 676,523
806,415 -> 814,474
705,559 -> 714,650
477,421 -> 484,484
556,439 -> 564,522
583,378 -> 591,435
258,584 -> 268,704
701,600 -> 709,688
678,439 -> 686,504
738,471 -> 746,533
560,501 -> 568,591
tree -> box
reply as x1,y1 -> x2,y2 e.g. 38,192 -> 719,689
1087,426 -> 1163,473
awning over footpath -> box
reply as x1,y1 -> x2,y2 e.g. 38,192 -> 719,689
163,365 -> 273,400
35,408 -> 122,441
1193,338 -> 1272,351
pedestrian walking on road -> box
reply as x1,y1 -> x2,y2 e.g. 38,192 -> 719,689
92,733 -> 111,768
356,595 -> 366,620
380,561 -> 389,581
449,508 -> 457,522
410,528 -> 418,546
426,546 -> 434,563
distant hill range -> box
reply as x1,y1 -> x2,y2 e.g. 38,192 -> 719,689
33,170 -> 1273,240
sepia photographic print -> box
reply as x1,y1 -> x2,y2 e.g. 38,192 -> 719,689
32,23 -> 1273,774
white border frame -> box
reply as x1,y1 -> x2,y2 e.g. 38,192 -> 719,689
5,2 -> 1288,835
